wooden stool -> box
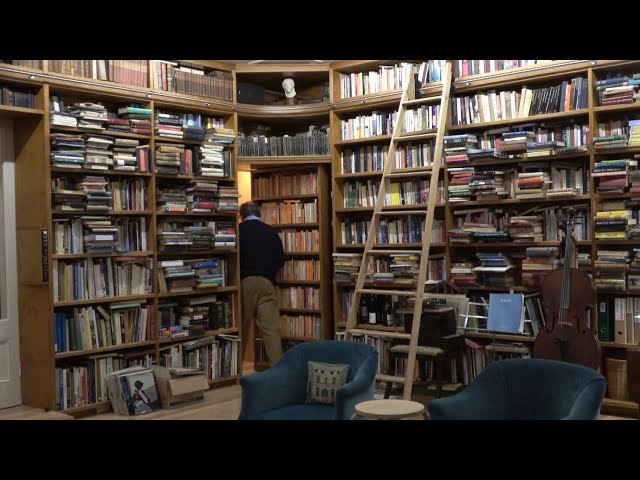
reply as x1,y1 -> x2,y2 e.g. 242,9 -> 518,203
351,399 -> 428,420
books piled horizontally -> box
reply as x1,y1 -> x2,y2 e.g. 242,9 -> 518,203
473,252 -> 517,288
332,253 -> 361,284
594,250 -> 629,291
448,167 -> 474,202
50,133 -> 85,168
521,247 -> 560,289
443,134 -> 477,165
596,73 -> 640,106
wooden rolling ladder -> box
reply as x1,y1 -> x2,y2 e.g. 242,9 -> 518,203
344,60 -> 453,400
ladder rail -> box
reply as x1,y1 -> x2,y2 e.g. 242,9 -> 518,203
402,61 -> 452,399
343,61 -> 454,401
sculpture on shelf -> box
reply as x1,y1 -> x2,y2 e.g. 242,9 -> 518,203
282,77 -> 298,105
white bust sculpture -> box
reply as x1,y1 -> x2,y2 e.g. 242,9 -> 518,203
282,77 -> 297,98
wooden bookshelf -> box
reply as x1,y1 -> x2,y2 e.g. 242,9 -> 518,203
6,71 -> 243,416
329,60 -> 449,342
249,164 -> 333,370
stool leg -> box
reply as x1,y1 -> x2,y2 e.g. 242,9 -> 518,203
418,357 -> 426,381
384,351 -> 396,399
384,382 -> 393,399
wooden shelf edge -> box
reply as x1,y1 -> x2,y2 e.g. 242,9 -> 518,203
55,340 -> 156,359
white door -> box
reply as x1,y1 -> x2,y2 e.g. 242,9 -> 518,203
0,118 -> 21,409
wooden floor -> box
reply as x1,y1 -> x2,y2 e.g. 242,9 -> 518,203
0,382 -> 633,420
0,405 -> 73,420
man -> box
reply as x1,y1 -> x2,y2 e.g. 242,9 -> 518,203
239,201 -> 285,366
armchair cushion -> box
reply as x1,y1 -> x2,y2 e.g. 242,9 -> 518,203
306,361 -> 350,405
254,404 -> 335,420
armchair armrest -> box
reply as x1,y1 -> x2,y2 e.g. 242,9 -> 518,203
238,357 -> 306,420
563,378 -> 607,420
333,352 -> 378,420
428,367 -> 508,420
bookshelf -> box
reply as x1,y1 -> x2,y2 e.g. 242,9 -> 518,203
329,60 -> 448,379
2,62 -> 242,416
250,164 -> 333,359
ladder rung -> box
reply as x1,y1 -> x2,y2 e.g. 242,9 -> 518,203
348,329 -> 412,339
395,132 -> 437,142
357,288 -> 416,296
402,96 -> 442,107
374,210 -> 428,216
376,373 -> 407,383
366,249 -> 422,255
387,170 -> 432,178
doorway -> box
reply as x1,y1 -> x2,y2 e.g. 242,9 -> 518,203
0,118 -> 21,409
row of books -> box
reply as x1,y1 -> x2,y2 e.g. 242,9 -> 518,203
157,220 -> 236,250
154,142 -> 232,177
443,124 -> 590,166
0,83 -> 36,108
340,111 -> 397,141
450,77 -> 588,125
339,141 -> 436,174
49,60 -> 149,88
150,61 -> 234,102
260,200 -> 318,225
53,217 -> 148,254
253,172 -> 318,197
52,257 -> 153,302
339,61 -> 434,99
55,351 -> 153,411
277,229 -> 319,253
333,253 -> 446,286
159,334 -> 240,379
277,258 -> 320,282
52,176 -> 148,212
278,286 -> 320,310
156,182 -> 238,213
237,132 -> 329,157
448,206 -> 589,243
54,303 -> 151,352
280,314 -> 322,339
50,132 -> 150,172
452,60 -> 551,79
158,294 -> 236,338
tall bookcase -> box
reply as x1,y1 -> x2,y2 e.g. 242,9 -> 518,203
443,60 -> 640,417
2,60 -> 243,416
250,164 -> 333,369
329,60 -> 446,375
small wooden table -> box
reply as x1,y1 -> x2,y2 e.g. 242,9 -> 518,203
351,399 -> 428,420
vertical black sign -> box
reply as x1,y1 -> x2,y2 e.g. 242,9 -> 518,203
41,229 -> 48,283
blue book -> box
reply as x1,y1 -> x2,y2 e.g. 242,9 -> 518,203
487,293 -> 525,333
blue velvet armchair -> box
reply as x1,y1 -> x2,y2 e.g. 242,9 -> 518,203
428,358 -> 607,420
238,340 -> 379,420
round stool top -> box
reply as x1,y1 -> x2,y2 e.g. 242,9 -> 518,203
354,399 -> 425,419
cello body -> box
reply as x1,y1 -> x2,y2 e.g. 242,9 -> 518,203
532,209 -> 601,370
532,268 -> 601,369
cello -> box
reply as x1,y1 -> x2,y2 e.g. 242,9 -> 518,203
533,208 -> 601,369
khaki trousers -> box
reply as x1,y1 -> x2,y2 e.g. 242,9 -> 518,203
241,276 -> 283,365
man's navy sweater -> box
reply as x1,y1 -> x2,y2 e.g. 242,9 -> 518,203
239,219 -> 285,283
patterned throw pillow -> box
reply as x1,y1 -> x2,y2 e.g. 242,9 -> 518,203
306,361 -> 350,405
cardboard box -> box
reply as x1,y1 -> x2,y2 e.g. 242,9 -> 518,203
152,366 -> 209,409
